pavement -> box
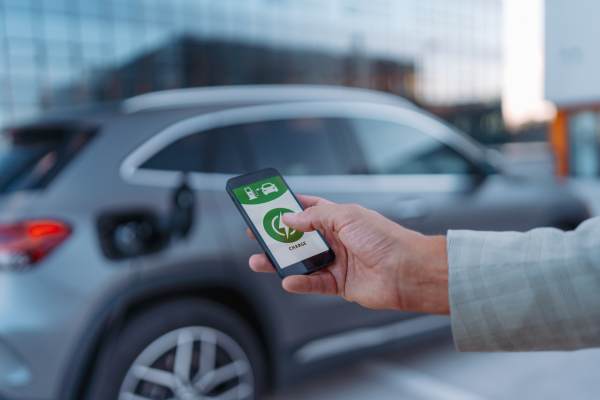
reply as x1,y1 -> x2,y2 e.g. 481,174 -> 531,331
268,333 -> 600,400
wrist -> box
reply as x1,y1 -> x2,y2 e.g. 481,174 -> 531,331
422,235 -> 450,315
396,234 -> 449,315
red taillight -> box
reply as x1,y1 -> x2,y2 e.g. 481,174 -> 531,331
0,219 -> 71,271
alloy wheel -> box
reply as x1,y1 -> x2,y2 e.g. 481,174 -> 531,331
118,326 -> 254,400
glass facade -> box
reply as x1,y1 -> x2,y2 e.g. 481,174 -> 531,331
0,0 -> 502,129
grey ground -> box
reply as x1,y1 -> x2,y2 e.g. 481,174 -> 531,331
268,333 -> 600,400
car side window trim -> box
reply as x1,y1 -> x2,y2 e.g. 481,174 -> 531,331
120,101 -> 486,189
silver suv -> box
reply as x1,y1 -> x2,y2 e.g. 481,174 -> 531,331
0,85 -> 588,400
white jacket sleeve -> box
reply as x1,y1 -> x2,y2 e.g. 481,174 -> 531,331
447,216 -> 600,352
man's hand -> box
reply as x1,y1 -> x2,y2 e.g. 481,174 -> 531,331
247,195 -> 449,315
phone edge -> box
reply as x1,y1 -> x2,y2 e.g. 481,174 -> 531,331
226,178 -> 286,279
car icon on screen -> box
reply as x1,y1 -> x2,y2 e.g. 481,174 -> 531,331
261,182 -> 278,195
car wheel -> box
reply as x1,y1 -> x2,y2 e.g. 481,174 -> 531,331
85,298 -> 266,400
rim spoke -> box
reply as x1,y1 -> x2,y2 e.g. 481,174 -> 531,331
195,360 -> 249,393
212,383 -> 253,400
174,328 -> 194,383
120,326 -> 254,400
198,330 -> 217,378
132,365 -> 177,389
119,392 -> 156,400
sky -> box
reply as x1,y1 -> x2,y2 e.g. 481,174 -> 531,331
239,0 -> 547,126
502,0 -> 556,127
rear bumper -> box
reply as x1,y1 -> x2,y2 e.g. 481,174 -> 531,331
0,270 -> 89,400
0,339 -> 31,393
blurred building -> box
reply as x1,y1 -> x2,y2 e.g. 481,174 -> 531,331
52,36 -> 416,107
427,102 -> 506,144
0,0 -> 502,135
546,0 -> 600,177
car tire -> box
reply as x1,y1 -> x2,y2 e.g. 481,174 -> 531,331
84,298 -> 267,400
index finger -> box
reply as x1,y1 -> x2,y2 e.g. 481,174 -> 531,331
295,194 -> 335,209
283,203 -> 363,234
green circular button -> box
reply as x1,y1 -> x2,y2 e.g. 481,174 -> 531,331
263,208 -> 304,243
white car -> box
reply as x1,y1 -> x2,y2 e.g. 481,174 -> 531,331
261,182 -> 278,195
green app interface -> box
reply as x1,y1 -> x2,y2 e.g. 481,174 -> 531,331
233,176 -> 328,269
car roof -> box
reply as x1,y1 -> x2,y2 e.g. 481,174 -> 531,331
13,85 -> 489,169
120,85 -> 417,114
17,85 -> 417,129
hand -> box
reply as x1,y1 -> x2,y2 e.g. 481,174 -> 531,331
247,195 -> 449,315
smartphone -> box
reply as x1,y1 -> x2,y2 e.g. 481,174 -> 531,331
226,168 -> 335,278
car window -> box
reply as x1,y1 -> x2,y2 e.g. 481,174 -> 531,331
207,125 -> 249,174
140,129 -> 210,172
348,118 -> 478,174
140,118 -> 349,176
140,125 -> 251,174
0,124 -> 96,194
241,118 -> 349,175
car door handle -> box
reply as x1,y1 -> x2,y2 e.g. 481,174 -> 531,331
391,198 -> 428,220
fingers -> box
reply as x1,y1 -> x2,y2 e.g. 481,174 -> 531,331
249,254 -> 276,273
295,194 -> 334,209
282,271 -> 338,295
250,254 -> 339,296
283,203 -> 360,234
246,195 -> 341,284
246,195 -> 334,239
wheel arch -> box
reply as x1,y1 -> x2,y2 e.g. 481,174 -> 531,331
61,267 -> 277,400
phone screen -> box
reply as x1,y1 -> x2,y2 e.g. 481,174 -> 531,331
231,175 -> 329,269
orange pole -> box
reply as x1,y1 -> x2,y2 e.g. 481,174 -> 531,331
549,109 -> 569,177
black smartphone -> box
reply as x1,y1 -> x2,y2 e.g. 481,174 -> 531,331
226,168 -> 336,278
